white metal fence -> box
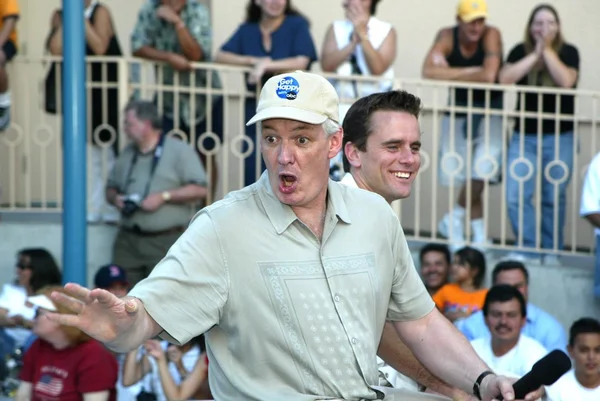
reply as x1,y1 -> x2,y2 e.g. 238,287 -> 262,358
1,57 -> 598,255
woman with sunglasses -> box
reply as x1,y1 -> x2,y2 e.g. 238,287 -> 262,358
0,248 -> 61,358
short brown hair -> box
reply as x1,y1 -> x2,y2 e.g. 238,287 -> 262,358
37,286 -> 91,345
342,90 -> 422,172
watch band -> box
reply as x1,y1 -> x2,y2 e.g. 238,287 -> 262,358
473,370 -> 495,400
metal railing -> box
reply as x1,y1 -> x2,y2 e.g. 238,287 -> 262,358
0,57 -> 598,256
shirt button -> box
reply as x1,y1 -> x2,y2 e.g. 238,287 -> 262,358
334,295 -> 341,302
351,338 -> 357,344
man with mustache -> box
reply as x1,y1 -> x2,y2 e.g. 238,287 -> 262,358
470,285 -> 548,381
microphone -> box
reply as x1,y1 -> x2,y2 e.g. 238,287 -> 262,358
498,349 -> 571,400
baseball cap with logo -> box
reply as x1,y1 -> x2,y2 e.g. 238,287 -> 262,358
94,264 -> 129,289
457,0 -> 488,22
246,71 -> 339,126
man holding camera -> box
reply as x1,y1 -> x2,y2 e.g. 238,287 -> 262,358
106,100 -> 208,285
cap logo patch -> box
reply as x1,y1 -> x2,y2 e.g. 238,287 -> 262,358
110,266 -> 120,277
276,76 -> 300,100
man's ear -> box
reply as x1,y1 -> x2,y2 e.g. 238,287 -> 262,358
328,128 -> 343,159
344,141 -> 362,169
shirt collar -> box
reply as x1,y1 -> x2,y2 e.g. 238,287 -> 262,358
257,171 -> 352,235
525,303 -> 538,324
340,172 -> 358,188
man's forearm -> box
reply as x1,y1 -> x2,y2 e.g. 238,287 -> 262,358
133,46 -> 172,63
0,18 -> 17,48
166,184 -> 207,204
378,322 -> 470,399
175,23 -> 203,61
105,187 -> 120,205
584,213 -> 600,229
424,66 -> 489,82
395,310 -> 490,396
105,297 -> 161,353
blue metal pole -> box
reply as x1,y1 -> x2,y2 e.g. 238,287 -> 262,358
62,0 -> 87,285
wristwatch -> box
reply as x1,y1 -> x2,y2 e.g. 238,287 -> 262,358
161,191 -> 172,202
473,370 -> 495,400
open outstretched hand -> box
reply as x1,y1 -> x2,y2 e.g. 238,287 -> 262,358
46,283 -> 140,344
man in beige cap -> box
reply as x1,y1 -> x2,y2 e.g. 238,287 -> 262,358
47,71 -> 518,401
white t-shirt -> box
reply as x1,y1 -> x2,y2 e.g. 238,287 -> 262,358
0,283 -> 35,347
546,370 -> 600,401
470,335 -> 548,378
580,152 -> 600,236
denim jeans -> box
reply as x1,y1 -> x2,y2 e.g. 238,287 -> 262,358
506,132 -> 575,253
0,329 -> 15,357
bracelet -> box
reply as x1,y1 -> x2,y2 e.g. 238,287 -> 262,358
473,370 -> 495,400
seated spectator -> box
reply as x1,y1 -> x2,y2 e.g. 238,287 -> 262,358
321,0 -> 396,177
0,248 -> 62,358
46,0 -> 123,224
0,0 -> 19,130
94,264 -> 129,298
470,285 -> 548,380
122,336 -> 203,401
419,243 -> 451,295
422,0 -> 504,251
131,0 -> 222,199
456,260 -> 567,353
432,246 -> 487,322
215,0 -> 317,186
106,100 -> 208,285
15,286 -> 118,401
94,264 -> 140,401
499,4 -> 579,262
145,335 -> 209,400
546,317 -> 600,400
580,151 -> 600,299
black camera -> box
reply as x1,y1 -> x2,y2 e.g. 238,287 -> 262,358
121,194 -> 142,218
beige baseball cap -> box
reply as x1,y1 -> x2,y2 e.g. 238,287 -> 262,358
246,71 -> 340,126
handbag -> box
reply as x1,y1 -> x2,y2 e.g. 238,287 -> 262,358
44,61 -> 61,115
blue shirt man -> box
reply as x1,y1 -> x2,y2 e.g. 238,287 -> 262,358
455,260 -> 567,353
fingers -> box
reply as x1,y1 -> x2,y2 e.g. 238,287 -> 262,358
63,283 -> 93,302
499,378 -> 515,401
45,311 -> 82,328
524,388 -> 544,401
50,290 -> 85,314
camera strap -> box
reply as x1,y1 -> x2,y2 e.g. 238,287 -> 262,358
124,134 -> 166,199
